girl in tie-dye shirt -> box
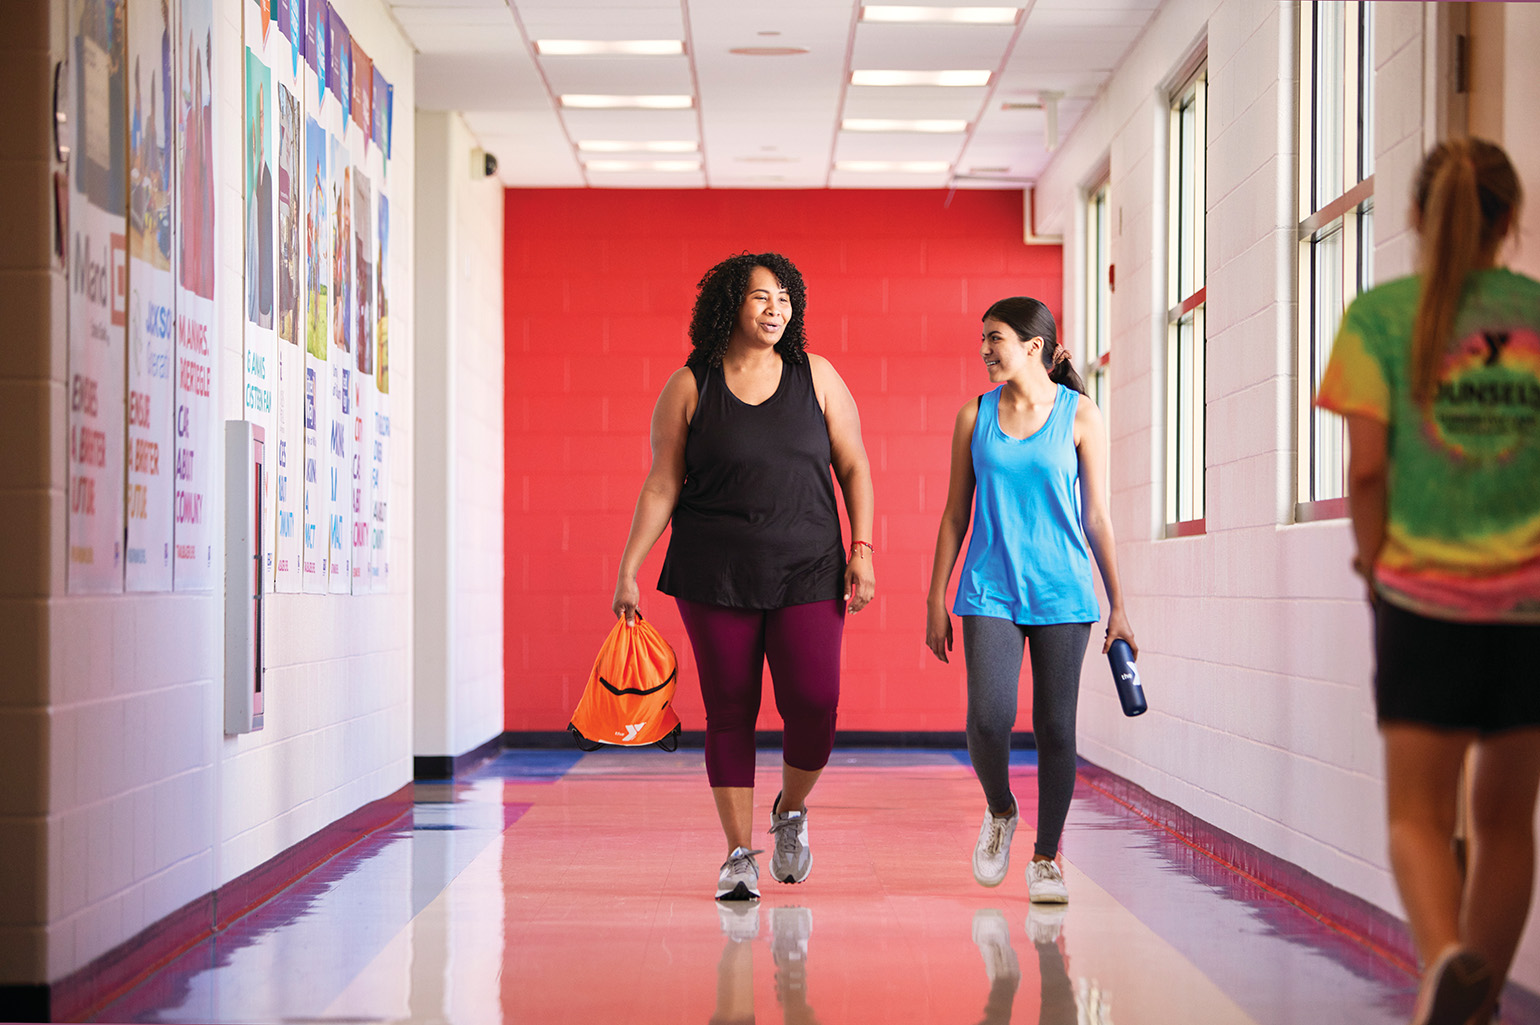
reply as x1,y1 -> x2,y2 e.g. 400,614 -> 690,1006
1317,139 -> 1538,1025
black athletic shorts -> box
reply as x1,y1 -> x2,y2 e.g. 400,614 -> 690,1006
1375,598 -> 1540,733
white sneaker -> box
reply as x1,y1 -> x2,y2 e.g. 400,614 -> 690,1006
768,793 -> 812,884
972,799 -> 1018,887
1027,859 -> 1069,903
971,909 -> 1020,984
717,846 -> 763,901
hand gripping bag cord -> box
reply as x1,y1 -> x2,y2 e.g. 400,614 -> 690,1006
568,614 -> 683,752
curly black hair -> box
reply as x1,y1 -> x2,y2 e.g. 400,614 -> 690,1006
685,252 -> 809,369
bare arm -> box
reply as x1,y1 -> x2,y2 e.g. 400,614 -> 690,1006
925,400 -> 979,663
811,355 -> 875,613
1344,413 -> 1388,597
1075,395 -> 1137,656
613,368 -> 696,623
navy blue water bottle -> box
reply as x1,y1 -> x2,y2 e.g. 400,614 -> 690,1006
1107,639 -> 1146,717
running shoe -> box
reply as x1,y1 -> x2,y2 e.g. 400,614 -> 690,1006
972,798 -> 1018,887
1027,858 -> 1069,903
716,846 -> 763,901
1412,947 -> 1493,1025
768,792 -> 812,884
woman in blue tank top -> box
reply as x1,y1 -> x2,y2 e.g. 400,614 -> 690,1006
926,296 -> 1137,903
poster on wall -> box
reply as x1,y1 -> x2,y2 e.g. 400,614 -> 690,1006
300,7 -> 329,593
174,0 -> 218,591
370,189 -> 389,590
125,0 -> 176,591
242,8 -> 277,584
271,0 -> 304,592
67,0 -> 128,593
351,163 -> 372,591
324,43 -> 352,590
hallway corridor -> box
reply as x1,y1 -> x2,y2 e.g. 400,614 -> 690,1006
92,750 -> 1428,1024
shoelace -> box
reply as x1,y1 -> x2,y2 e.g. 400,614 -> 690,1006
980,817 -> 1009,857
1030,860 -> 1061,881
725,848 -> 763,876
768,814 -> 804,856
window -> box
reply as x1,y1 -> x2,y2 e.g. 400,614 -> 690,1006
1167,65 -> 1206,532
1084,180 -> 1112,412
1298,1 -> 1374,518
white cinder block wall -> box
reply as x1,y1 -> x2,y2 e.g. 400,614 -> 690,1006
412,111 -> 505,764
10,0 -> 417,985
1038,0 -> 1540,991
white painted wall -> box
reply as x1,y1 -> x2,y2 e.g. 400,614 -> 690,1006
0,0 -> 417,985
1037,0 -> 1540,991
412,111 -> 505,763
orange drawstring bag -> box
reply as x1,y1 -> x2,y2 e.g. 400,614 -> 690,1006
568,614 -> 683,752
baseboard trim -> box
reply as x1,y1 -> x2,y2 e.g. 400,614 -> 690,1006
498,729 -> 1038,750
414,732 -> 507,780
37,782 -> 413,1023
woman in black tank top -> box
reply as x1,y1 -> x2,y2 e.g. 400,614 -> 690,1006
614,252 -> 875,900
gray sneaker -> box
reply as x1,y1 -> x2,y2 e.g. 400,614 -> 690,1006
716,846 -> 763,901
768,793 -> 812,884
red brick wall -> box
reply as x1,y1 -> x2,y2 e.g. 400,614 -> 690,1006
504,189 -> 1062,733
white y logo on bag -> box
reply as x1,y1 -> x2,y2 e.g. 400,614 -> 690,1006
619,722 -> 647,742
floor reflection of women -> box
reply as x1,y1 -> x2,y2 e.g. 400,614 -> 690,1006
972,907 -> 1110,1025
710,905 -> 821,1025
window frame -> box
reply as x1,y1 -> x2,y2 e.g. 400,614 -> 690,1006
1166,63 -> 1207,536
1296,0 -> 1376,523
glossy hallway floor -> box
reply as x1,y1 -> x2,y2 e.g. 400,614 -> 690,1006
90,748 -> 1439,1024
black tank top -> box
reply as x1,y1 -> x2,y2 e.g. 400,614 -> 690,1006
657,359 -> 845,609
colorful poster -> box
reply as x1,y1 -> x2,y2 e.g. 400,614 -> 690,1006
350,165 -> 371,589
302,113 -> 329,592
243,40 -> 277,582
327,132 -> 351,592
271,5 -> 303,592
125,0 -> 175,591
369,189 -> 389,589
68,0 -> 128,593
174,0 -> 217,590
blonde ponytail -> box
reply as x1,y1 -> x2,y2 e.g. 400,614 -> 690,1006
1411,139 -> 1523,405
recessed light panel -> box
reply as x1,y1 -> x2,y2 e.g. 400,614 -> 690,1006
560,94 -> 695,110
585,159 -> 701,173
861,6 -> 1020,25
835,160 -> 951,173
842,118 -> 968,133
534,40 -> 684,56
850,70 -> 991,87
576,140 -> 699,153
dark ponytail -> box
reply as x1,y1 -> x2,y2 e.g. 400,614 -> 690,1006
982,296 -> 1087,395
1411,138 -> 1522,404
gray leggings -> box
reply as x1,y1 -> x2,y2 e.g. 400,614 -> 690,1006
962,616 -> 1092,858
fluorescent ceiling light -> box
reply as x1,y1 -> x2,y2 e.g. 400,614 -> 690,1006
836,160 -> 951,173
577,140 -> 699,153
585,159 -> 702,173
850,69 -> 991,87
560,94 -> 694,109
861,6 -> 1020,24
842,118 -> 968,133
534,40 -> 684,56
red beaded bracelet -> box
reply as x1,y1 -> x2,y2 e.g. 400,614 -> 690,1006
850,540 -> 874,556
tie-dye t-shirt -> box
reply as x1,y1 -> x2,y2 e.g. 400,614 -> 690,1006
1316,268 -> 1540,623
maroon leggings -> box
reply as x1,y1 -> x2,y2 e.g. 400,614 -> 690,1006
675,597 -> 845,788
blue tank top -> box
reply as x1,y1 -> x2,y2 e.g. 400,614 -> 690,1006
952,384 -> 1100,625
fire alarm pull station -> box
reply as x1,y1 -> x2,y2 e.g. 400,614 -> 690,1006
225,420 -> 265,734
